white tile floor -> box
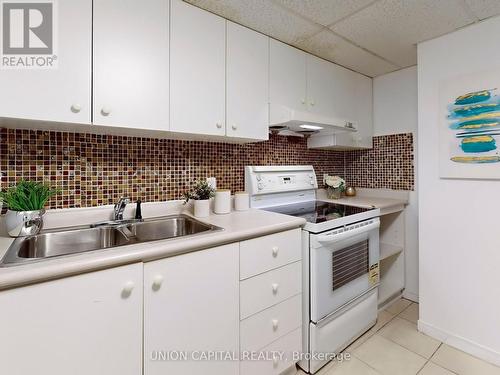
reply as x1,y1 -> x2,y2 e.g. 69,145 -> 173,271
295,299 -> 500,375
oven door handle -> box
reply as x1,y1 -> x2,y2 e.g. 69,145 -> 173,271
316,220 -> 380,244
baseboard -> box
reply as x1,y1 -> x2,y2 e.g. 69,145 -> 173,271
418,320 -> 500,367
403,291 -> 419,303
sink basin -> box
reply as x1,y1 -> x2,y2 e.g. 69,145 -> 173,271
0,215 -> 222,266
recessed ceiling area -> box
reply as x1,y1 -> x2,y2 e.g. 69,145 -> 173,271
184,0 -> 500,77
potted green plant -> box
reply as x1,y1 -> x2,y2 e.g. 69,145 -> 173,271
324,175 -> 346,199
0,180 -> 59,237
183,179 -> 215,218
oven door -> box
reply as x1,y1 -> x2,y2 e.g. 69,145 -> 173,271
310,218 -> 380,323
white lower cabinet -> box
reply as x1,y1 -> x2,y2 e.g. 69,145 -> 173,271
0,264 -> 143,375
0,229 -> 302,375
239,228 -> 303,375
144,243 -> 240,375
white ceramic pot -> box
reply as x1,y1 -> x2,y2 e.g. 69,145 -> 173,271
193,199 -> 210,218
234,192 -> 249,211
214,190 -> 231,214
5,209 -> 45,237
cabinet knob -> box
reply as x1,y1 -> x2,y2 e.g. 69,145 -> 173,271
272,319 -> 279,331
310,100 -> 315,106
301,98 -> 306,105
216,122 -> 223,129
101,107 -> 112,116
272,246 -> 279,257
152,275 -> 164,291
231,124 -> 237,131
122,281 -> 135,298
71,104 -> 82,113
272,283 -> 279,294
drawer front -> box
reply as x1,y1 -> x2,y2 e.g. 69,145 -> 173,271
240,261 -> 301,319
241,294 -> 302,352
240,229 -> 302,280
240,328 -> 302,375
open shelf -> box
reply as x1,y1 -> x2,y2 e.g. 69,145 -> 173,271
380,242 -> 403,261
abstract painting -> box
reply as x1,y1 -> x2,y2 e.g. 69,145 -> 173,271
440,69 -> 500,179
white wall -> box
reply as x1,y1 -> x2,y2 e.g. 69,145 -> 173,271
418,17 -> 500,365
373,66 -> 419,302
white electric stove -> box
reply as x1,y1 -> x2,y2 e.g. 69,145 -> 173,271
245,165 -> 381,374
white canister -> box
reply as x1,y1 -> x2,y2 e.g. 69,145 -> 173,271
193,199 -> 210,218
214,190 -> 231,214
234,192 -> 249,211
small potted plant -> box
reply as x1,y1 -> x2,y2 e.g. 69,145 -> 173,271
183,179 -> 215,218
0,180 -> 59,237
324,175 -> 346,199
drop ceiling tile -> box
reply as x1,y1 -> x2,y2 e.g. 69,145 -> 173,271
298,29 -> 399,77
330,0 -> 476,67
465,0 -> 500,20
273,0 -> 375,27
184,0 -> 322,44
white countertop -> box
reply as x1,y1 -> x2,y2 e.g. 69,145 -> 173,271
317,188 -> 409,215
0,205 -> 305,291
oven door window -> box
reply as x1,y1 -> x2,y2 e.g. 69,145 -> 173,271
332,239 -> 369,291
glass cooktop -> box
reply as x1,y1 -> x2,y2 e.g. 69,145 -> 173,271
262,200 -> 374,224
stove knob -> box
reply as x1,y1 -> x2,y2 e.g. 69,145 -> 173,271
310,180 -> 315,185
258,182 -> 264,190
256,174 -> 262,181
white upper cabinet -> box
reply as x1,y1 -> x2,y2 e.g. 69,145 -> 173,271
0,0 -> 92,124
226,22 -> 269,141
270,39 -> 307,123
333,71 -> 373,149
93,0 -> 169,130
306,55 -> 336,117
0,264 -> 143,375
144,243 -> 239,375
170,0 -> 226,136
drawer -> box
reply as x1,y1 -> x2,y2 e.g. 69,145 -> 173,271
241,294 -> 302,352
240,229 -> 302,280
240,328 -> 302,375
240,261 -> 301,319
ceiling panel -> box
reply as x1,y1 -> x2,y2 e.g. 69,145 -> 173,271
298,29 -> 399,77
330,0 -> 476,67
273,0 -> 375,27
184,0 -> 322,45
465,0 -> 500,20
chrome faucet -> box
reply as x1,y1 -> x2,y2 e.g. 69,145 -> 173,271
114,197 -> 130,221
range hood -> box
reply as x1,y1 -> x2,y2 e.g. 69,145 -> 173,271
269,105 -> 357,137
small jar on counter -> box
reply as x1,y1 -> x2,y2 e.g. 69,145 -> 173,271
234,191 -> 249,211
214,189 -> 231,214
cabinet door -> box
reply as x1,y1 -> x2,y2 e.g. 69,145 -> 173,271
306,55 -> 336,117
226,22 -> 269,141
335,72 -> 373,148
170,0 -> 226,136
144,244 -> 239,375
0,264 -> 143,375
0,0 -> 91,124
93,0 -> 169,130
269,39 -> 307,123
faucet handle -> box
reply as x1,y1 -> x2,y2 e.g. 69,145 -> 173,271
114,197 -> 130,220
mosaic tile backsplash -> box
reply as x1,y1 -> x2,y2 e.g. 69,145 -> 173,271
0,128 -> 414,209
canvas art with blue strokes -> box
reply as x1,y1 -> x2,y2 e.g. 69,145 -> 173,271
440,70 -> 500,179
448,89 -> 500,164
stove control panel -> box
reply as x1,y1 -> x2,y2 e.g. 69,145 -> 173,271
245,166 -> 318,196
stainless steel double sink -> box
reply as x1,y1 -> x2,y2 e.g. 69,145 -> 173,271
0,214 -> 222,266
